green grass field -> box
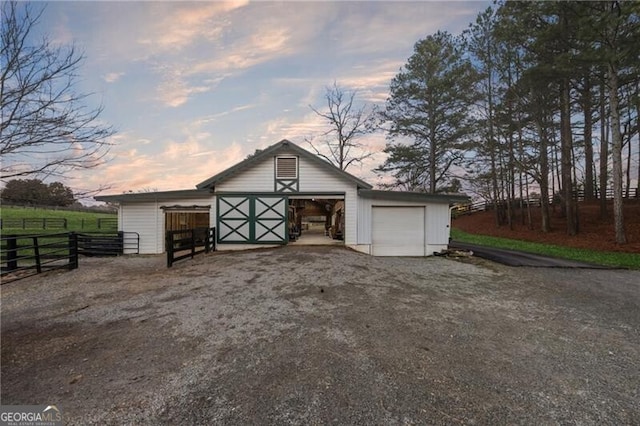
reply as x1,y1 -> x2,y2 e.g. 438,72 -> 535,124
1,205 -> 117,234
451,228 -> 640,269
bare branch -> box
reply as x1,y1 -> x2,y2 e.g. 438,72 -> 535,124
0,1 -> 114,181
306,81 -> 377,171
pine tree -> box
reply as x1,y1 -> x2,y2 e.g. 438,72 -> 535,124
379,31 -> 479,193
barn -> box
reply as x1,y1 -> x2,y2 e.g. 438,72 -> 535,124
96,139 -> 468,256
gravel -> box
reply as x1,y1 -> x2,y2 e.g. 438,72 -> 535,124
1,246 -> 639,424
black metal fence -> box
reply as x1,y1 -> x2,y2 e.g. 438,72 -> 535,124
1,231 -> 140,284
77,232 -> 140,256
1,233 -> 78,283
166,227 -> 216,268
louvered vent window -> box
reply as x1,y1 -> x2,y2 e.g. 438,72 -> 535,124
276,157 -> 298,178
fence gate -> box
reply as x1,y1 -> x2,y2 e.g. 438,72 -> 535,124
217,195 -> 287,244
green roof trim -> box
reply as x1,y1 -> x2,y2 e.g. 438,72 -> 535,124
95,189 -> 212,203
195,139 -> 373,190
358,189 -> 470,204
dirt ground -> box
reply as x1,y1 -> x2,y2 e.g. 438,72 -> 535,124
2,246 -> 639,425
453,200 -> 640,254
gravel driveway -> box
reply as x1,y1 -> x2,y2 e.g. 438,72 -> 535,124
2,246 -> 639,424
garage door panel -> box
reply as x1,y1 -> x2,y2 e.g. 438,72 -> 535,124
372,207 -> 424,256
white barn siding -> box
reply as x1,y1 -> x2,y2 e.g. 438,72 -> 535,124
120,202 -> 162,254
425,203 -> 451,253
120,196 -> 215,254
216,158 -> 274,192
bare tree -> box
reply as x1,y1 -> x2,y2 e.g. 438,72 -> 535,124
1,1 -> 114,181
306,82 -> 376,171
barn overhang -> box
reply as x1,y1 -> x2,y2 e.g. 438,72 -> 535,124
95,189 -> 212,203
358,189 -> 469,205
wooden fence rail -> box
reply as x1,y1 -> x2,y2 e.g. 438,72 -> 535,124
97,217 -> 118,229
0,217 -> 120,230
166,227 -> 216,268
453,187 -> 639,217
0,217 -> 67,230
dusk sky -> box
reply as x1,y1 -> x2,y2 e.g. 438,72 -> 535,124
33,1 -> 491,197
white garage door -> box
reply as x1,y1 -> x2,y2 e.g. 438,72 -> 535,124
372,206 -> 425,256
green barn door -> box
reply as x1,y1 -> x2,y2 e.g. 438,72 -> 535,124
254,197 -> 287,243
217,195 -> 287,244
218,196 -> 251,243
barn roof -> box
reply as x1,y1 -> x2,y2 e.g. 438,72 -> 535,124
195,139 -> 373,190
358,189 -> 470,204
95,189 -> 211,203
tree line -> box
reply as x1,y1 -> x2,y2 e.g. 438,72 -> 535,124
379,1 -> 639,243
0,179 -> 77,206
310,1 -> 638,244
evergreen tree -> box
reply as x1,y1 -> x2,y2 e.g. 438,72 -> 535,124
378,31 -> 479,193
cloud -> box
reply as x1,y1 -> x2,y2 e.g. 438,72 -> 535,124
77,127 -> 253,194
150,24 -> 293,108
193,104 -> 257,124
157,78 -> 213,108
103,72 -> 124,83
330,2 -> 482,56
139,1 -> 249,51
188,27 -> 293,75
153,64 -> 221,107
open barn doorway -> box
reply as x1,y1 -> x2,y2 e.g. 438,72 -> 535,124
288,197 -> 344,246
162,206 -> 211,251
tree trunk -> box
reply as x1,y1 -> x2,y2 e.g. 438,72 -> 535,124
429,114 -> 437,193
599,76 -> 609,218
485,55 -> 501,227
537,119 -> 551,233
582,76 -> 595,201
626,124 -> 631,199
560,78 -> 577,235
429,139 -> 437,194
637,80 -> 640,198
608,64 -> 626,244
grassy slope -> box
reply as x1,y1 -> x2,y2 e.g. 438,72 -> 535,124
451,228 -> 640,269
1,205 -> 117,233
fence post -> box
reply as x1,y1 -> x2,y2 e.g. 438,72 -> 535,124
213,227 -> 216,252
6,235 -> 18,271
32,236 -> 42,273
63,218 -> 68,229
166,231 -> 173,268
204,228 -> 211,253
191,230 -> 196,259
117,231 -> 124,255
68,232 -> 78,270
